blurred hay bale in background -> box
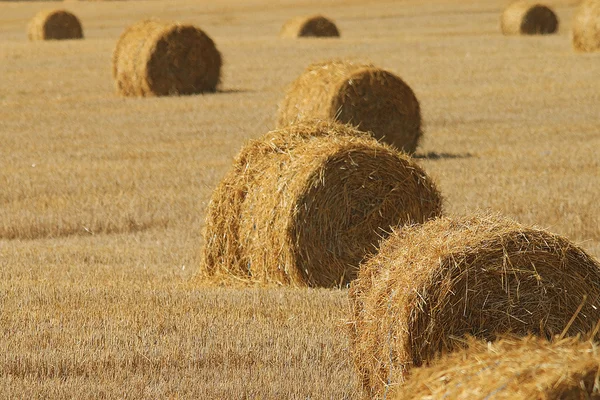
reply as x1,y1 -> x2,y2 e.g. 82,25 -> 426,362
27,10 -> 83,41
200,120 -> 442,287
349,214 -> 600,399
277,60 -> 422,154
573,0 -> 600,52
280,15 -> 340,38
112,19 -> 221,97
501,1 -> 559,35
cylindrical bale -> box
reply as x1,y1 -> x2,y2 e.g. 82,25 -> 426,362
349,215 -> 600,399
392,336 -> 600,399
501,1 -> 559,35
201,120 -> 442,287
573,0 -> 600,52
27,10 -> 83,41
112,20 -> 221,97
277,60 -> 422,154
280,15 -> 340,38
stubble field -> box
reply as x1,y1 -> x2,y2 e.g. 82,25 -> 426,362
1,0 -> 599,398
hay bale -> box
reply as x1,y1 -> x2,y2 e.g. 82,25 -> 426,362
573,0 -> 600,52
349,214 -> 600,399
392,336 -> 600,399
501,1 -> 559,35
280,15 -> 340,38
200,120 -> 442,287
112,20 -> 221,97
27,10 -> 83,41
277,60 -> 422,154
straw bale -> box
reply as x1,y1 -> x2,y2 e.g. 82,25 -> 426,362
573,0 -> 600,52
112,20 -> 221,97
349,214 -> 600,399
201,120 -> 442,287
392,336 -> 600,399
27,10 -> 83,41
277,60 -> 422,154
501,1 -> 559,35
280,15 -> 340,38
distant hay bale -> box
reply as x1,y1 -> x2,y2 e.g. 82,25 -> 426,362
573,0 -> 600,52
112,20 -> 221,97
280,15 -> 340,38
201,120 -> 442,287
501,1 -> 559,35
277,60 -> 422,154
27,10 -> 83,41
392,336 -> 600,399
349,214 -> 600,399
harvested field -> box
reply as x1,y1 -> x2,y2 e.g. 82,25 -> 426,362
0,0 -> 599,398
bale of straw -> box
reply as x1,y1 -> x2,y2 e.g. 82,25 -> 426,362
277,60 -> 422,154
27,10 -> 83,41
200,120 -> 442,288
392,336 -> 600,399
501,1 -> 559,35
280,15 -> 340,38
348,214 -> 600,399
573,0 -> 600,52
112,19 -> 221,97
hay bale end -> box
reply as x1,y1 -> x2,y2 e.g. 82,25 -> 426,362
280,15 -> 340,38
27,10 -> 83,41
501,1 -> 559,35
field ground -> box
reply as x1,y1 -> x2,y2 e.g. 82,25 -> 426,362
1,0 -> 599,398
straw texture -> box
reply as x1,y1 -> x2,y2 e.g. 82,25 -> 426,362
112,20 -> 221,97
349,214 -> 600,399
200,120 -> 442,287
392,336 -> 600,399
27,10 -> 83,41
280,15 -> 340,38
277,60 -> 421,154
501,1 -> 559,35
573,0 -> 600,52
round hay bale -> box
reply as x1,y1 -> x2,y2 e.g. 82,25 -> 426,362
277,60 -> 422,154
112,20 -> 221,97
27,10 -> 83,41
200,120 -> 442,287
573,0 -> 600,52
501,1 -> 559,35
349,214 -> 600,399
280,15 -> 340,38
392,336 -> 600,399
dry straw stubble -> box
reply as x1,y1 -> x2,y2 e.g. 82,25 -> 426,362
27,10 -> 83,41
280,15 -> 340,38
573,0 -> 600,52
277,60 -> 422,154
201,120 -> 442,287
112,20 -> 221,97
392,336 -> 600,399
501,1 -> 559,35
349,214 -> 600,399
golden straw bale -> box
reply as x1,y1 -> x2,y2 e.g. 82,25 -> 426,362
573,0 -> 600,52
112,20 -> 221,97
392,336 -> 600,399
280,15 -> 340,38
200,120 -> 442,288
349,214 -> 600,399
277,60 -> 422,154
27,10 -> 83,41
501,1 -> 559,35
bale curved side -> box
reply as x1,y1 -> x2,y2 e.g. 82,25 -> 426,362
112,20 -> 221,97
392,336 -> 600,399
280,15 -> 340,38
501,1 -> 558,35
201,120 -> 442,287
573,0 -> 600,52
27,10 -> 83,41
277,60 -> 422,153
349,214 -> 600,399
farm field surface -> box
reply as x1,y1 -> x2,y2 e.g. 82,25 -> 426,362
1,0 -> 599,398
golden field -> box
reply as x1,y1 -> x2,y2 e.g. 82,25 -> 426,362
0,0 -> 599,398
